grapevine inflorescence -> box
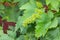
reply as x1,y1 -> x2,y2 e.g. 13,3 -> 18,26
23,9 -> 42,27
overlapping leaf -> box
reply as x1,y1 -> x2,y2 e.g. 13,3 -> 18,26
35,13 -> 58,38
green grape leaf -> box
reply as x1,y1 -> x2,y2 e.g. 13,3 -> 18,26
7,30 -> 16,38
20,3 -> 36,10
0,34 -> 14,40
49,18 -> 58,28
41,27 -> 60,40
20,0 -> 36,10
35,12 -> 58,38
47,11 -> 54,19
35,17 -> 58,38
46,0 -> 59,11
35,21 -> 51,38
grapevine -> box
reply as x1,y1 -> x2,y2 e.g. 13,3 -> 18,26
0,0 -> 60,40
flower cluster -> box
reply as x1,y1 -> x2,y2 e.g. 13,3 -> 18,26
36,1 -> 43,8
22,9 -> 42,27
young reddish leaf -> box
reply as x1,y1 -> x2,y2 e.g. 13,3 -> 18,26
3,2 -> 10,7
2,20 -> 16,34
8,22 -> 16,26
43,5 -> 48,13
3,20 -> 8,34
